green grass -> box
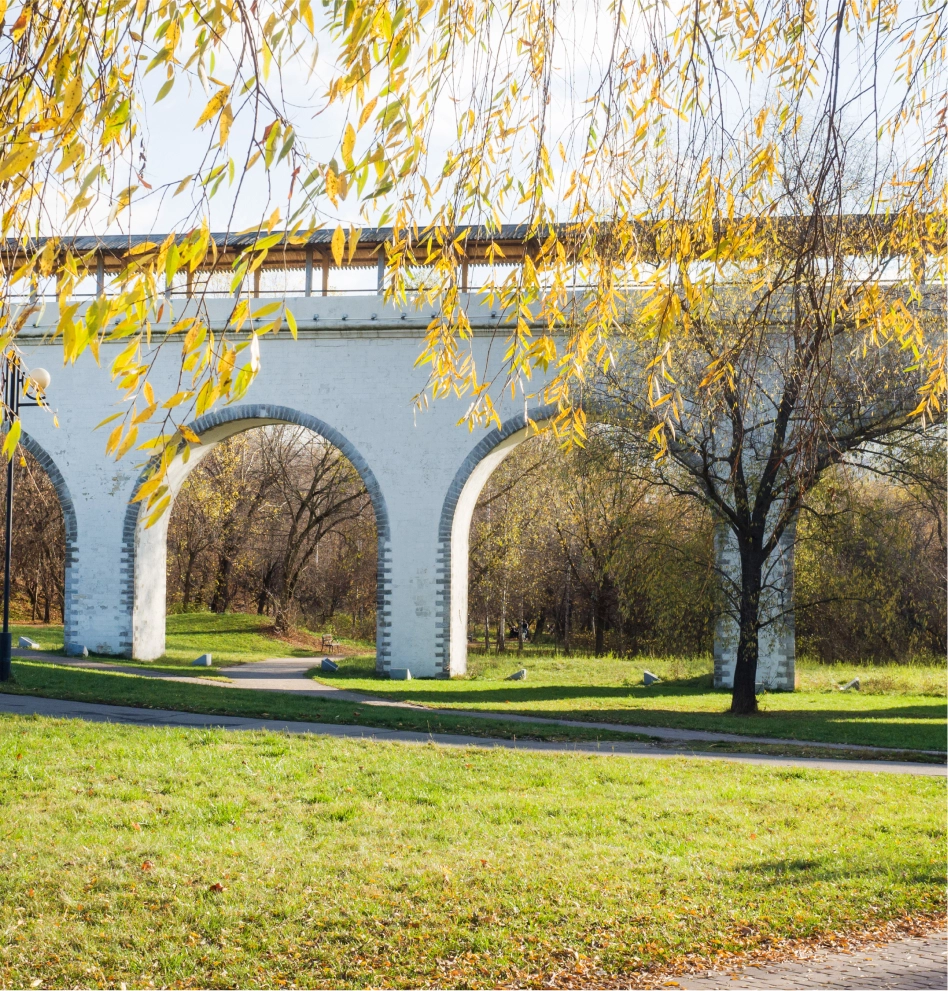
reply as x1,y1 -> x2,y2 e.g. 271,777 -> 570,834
3,659 -> 648,746
0,716 -> 942,989
9,621 -> 65,652
315,653 -> 948,752
12,613 -> 326,668
10,617 -> 947,751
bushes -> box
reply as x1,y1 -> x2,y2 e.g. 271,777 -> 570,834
469,433 -> 947,665
796,471 -> 946,664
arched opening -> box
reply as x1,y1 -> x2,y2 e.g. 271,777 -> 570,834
437,406 -> 556,677
125,405 -> 390,663
0,433 -> 78,649
440,412 -> 721,677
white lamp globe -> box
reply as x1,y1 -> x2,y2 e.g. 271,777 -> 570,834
28,367 -> 51,392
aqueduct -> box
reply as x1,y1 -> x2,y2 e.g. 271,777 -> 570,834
11,229 -> 796,686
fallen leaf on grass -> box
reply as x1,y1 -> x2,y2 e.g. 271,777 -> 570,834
141,860 -> 153,871
209,882 -> 226,892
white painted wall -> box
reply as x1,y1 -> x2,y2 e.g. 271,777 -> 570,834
16,293 -> 797,682
17,295 -> 551,675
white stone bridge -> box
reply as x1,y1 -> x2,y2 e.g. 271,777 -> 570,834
11,230 -> 795,686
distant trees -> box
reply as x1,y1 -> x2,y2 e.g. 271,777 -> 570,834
467,429 -> 946,666
795,429 -> 947,664
0,451 -> 65,623
166,427 -> 376,638
468,435 -> 717,658
3,422 -> 943,670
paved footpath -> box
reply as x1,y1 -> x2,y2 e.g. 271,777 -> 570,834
0,692 -> 943,775
676,932 -> 947,989
20,651 -> 944,757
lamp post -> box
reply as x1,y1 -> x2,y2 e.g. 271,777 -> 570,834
0,359 -> 51,681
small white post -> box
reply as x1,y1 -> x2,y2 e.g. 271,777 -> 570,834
376,247 -> 385,295
304,245 -> 314,297
95,255 -> 105,297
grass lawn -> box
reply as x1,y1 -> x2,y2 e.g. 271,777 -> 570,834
10,613 -> 369,668
10,616 -> 946,752
0,716 -> 943,989
315,653 -> 948,752
3,659 -> 651,746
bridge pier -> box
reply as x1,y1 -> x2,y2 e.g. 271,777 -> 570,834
712,521 -> 797,692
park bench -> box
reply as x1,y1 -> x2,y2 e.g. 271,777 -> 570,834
321,634 -> 339,651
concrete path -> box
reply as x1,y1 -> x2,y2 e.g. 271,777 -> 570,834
677,932 -> 947,989
14,650 -> 946,757
0,692 -> 943,775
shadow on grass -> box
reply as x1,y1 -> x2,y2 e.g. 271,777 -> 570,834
315,664 -> 947,750
738,858 -> 945,888
2,660 -> 651,745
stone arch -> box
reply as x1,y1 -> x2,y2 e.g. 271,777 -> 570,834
435,404 -> 558,677
120,404 -> 391,664
18,431 -> 80,647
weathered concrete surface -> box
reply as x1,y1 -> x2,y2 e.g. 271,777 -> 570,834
678,932 -> 947,989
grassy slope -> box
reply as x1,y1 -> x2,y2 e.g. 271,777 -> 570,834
10,614 -> 320,667
0,716 -> 943,989
4,659 -> 648,746
10,616 -> 946,751
317,653 -> 948,752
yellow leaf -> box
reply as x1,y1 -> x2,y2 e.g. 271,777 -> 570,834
342,122 -> 356,166
0,143 -> 37,183
2,420 -> 21,460
347,226 -> 361,263
358,98 -> 378,130
179,424 -> 202,444
105,423 -> 123,455
131,403 -> 158,426
115,425 -> 139,459
219,102 -> 234,144
325,167 -> 340,205
62,75 -> 83,121
143,381 -> 154,405
195,87 -> 231,129
131,471 -> 166,504
143,494 -> 171,528
331,225 -> 345,267
162,390 -> 193,409
95,411 -> 124,430
286,307 -> 298,340
195,380 -> 218,415
137,433 -> 174,451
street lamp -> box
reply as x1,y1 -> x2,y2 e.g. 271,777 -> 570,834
0,359 -> 51,681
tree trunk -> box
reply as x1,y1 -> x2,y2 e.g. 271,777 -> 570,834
210,555 -> 232,614
498,581 -> 507,652
564,564 -> 572,656
272,588 -> 293,634
731,549 -> 762,715
594,601 -> 606,657
534,607 -> 546,645
484,600 -> 490,652
182,554 -> 196,611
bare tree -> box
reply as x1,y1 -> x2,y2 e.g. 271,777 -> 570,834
256,427 -> 373,632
